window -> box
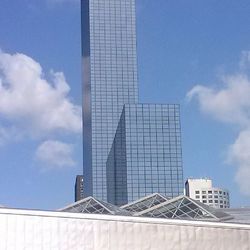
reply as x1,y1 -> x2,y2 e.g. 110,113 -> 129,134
195,195 -> 200,199
202,195 -> 206,199
203,200 -> 207,203
195,191 -> 200,194
209,200 -> 213,203
202,191 -> 206,194
208,190 -> 212,194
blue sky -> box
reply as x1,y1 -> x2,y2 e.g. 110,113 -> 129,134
0,0 -> 250,209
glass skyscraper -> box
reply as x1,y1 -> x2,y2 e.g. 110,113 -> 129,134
82,0 -> 138,200
107,104 -> 183,205
82,0 -> 183,203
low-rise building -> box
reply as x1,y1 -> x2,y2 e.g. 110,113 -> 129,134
185,178 -> 230,208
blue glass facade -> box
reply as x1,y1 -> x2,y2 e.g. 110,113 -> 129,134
107,104 -> 183,205
82,0 -> 138,200
82,0 -> 183,204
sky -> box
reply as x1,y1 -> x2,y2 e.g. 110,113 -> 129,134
0,0 -> 250,209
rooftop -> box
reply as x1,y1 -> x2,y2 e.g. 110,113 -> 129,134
59,196 -> 132,216
121,193 -> 169,213
59,194 -> 242,223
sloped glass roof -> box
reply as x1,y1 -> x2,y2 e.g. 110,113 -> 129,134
121,193 -> 169,213
59,197 -> 131,216
135,195 -> 233,222
59,195 -> 233,222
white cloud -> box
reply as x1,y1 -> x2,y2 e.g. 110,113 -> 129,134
228,130 -> 250,196
187,51 -> 250,197
187,74 -> 250,127
35,140 -> 75,169
0,50 -> 82,138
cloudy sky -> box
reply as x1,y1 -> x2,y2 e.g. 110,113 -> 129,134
0,0 -> 250,209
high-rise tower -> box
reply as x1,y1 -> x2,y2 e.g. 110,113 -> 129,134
82,0 -> 184,204
82,0 -> 138,200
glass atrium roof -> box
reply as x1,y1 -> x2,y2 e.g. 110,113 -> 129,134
134,195 -> 233,222
121,193 -> 169,213
59,196 -> 131,216
59,194 -> 233,222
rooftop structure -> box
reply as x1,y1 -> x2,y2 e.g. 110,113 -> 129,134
135,195 -> 232,222
121,193 -> 169,213
60,193 -> 235,223
59,196 -> 131,216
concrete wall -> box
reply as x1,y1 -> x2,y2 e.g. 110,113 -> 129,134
0,208 -> 249,250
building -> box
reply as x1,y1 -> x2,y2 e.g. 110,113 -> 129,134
75,175 -> 84,201
82,0 -> 183,202
107,104 -> 183,205
82,0 -> 138,200
185,178 -> 230,208
0,196 -> 249,249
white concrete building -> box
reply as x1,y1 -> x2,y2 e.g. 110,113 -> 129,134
185,178 -> 230,208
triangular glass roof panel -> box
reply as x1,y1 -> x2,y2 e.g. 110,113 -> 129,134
59,197 -> 131,216
121,193 -> 169,213
136,195 -> 233,222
